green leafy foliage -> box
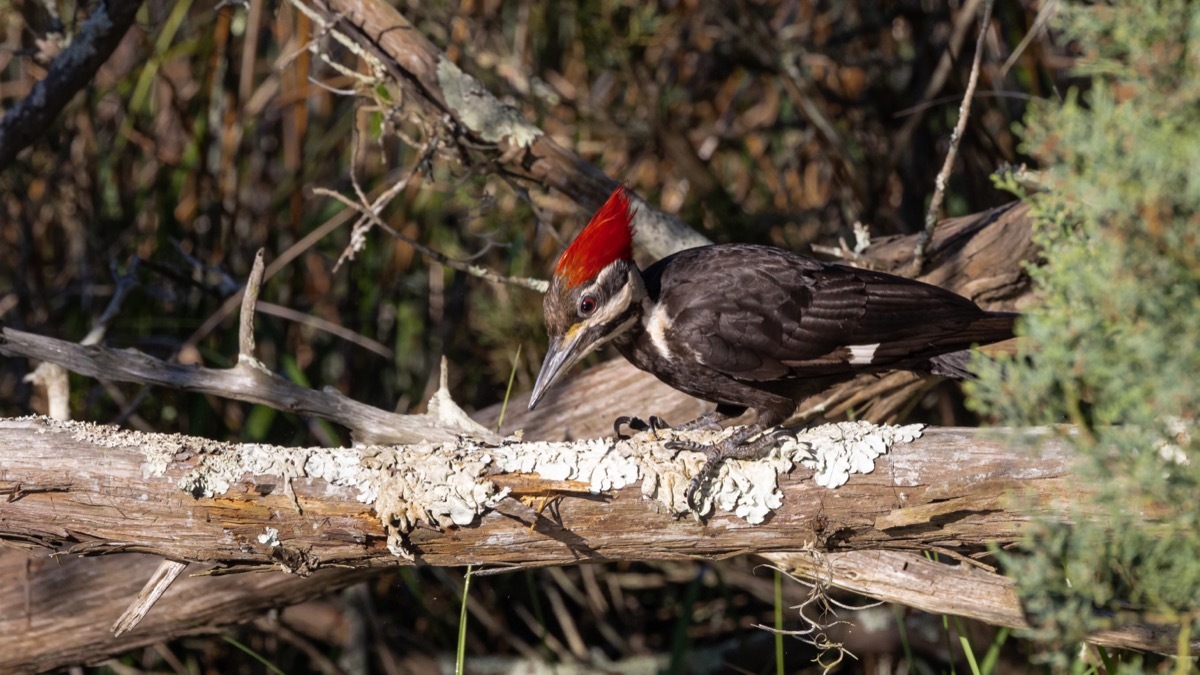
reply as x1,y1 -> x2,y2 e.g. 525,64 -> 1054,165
968,0 -> 1200,654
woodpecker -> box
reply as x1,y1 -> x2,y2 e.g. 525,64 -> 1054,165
529,186 -> 1017,506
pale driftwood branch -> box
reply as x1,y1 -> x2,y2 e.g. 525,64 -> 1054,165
0,414 -> 1192,669
0,325 -> 484,445
766,551 -> 1187,655
2,416 -> 1058,572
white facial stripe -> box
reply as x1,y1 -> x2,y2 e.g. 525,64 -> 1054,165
582,315 -> 639,356
847,343 -> 880,365
646,302 -> 674,361
587,267 -> 635,327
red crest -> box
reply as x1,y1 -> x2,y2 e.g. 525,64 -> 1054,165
555,186 -> 637,288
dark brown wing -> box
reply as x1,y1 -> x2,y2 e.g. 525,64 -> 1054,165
644,244 -> 1012,382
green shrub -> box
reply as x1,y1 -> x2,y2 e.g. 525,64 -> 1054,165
968,0 -> 1200,658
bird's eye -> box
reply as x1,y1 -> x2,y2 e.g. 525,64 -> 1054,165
579,295 -> 598,316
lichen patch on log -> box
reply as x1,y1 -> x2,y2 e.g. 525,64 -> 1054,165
32,416 -> 926,557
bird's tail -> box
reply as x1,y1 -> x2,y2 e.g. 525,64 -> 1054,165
963,311 -> 1019,344
928,311 -> 1019,379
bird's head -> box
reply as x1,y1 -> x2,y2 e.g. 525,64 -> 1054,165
529,186 -> 644,409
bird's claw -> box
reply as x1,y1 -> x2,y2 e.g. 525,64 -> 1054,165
613,415 -> 672,440
664,439 -> 720,510
667,428 -> 775,512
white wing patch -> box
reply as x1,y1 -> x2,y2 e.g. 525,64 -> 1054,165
847,343 -> 880,365
646,303 -> 674,361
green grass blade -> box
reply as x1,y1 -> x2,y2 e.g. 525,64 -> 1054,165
979,626 -> 1009,675
456,565 -> 473,675
893,605 -> 916,673
953,617 -> 981,675
222,634 -> 286,675
774,568 -> 785,675
497,344 -> 522,432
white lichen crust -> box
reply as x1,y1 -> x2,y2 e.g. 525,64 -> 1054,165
36,414 -> 923,559
437,57 -> 543,147
638,421 -> 925,523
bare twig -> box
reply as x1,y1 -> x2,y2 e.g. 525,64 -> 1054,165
238,249 -> 267,362
316,187 -> 549,292
287,0 -> 710,259
111,560 -> 189,636
257,302 -> 393,359
0,325 -> 473,445
888,0 -> 984,171
331,137 -> 439,273
82,258 -> 142,346
1001,0 -> 1059,78
24,257 -> 145,421
911,0 -> 995,275
179,163 -> 417,353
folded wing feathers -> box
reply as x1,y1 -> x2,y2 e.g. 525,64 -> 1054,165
649,245 -> 1014,382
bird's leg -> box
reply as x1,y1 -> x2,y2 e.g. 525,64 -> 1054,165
670,411 -> 725,432
666,424 -> 784,510
614,404 -> 743,439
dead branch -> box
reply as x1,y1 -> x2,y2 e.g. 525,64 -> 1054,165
0,325 -> 480,446
0,0 -> 145,166
285,0 -> 710,260
913,0 -> 996,274
0,551 -> 377,674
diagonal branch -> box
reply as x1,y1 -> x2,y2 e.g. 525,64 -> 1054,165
0,0 -> 146,167
911,0 -> 996,274
287,0 -> 711,259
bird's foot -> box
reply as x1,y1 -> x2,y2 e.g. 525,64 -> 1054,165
614,409 -> 730,439
671,410 -> 728,433
613,415 -> 672,440
666,426 -> 784,511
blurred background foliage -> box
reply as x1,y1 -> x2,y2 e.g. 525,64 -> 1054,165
4,0 -> 1183,672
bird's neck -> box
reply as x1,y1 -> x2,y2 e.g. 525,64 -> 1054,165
612,266 -> 662,364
